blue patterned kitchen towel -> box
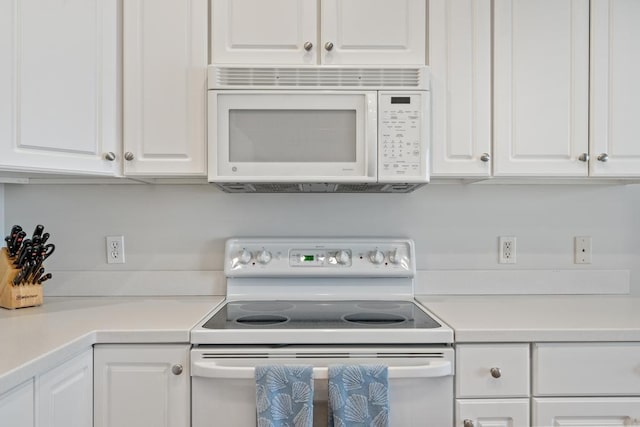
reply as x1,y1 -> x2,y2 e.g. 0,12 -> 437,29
328,364 -> 389,427
255,365 -> 314,427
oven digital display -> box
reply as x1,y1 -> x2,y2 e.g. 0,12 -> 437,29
303,255 -> 315,261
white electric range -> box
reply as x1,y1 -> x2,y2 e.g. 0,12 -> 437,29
191,238 -> 454,427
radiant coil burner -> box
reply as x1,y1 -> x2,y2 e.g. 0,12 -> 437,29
342,313 -> 407,325
234,314 -> 289,326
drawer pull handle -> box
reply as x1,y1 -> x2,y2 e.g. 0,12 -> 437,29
463,420 -> 474,427
490,367 -> 501,378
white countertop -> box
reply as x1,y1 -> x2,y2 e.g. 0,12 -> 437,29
0,296 -> 223,394
416,295 -> 640,343
3,294 -> 640,395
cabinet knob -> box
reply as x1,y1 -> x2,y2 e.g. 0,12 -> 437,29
124,152 -> 135,161
303,41 -> 313,51
172,364 -> 183,375
578,153 -> 589,162
463,420 -> 474,427
104,152 -> 116,161
324,41 -> 334,51
480,153 -> 491,162
597,153 -> 609,162
490,367 -> 502,378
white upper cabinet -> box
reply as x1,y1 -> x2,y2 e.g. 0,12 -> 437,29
211,0 -> 318,65
429,0 -> 492,177
590,0 -> 640,177
493,0 -> 590,177
210,0 -> 426,65
122,0 -> 208,176
320,0 -> 426,65
0,0 -> 119,176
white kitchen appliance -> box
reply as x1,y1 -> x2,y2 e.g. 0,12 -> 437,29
191,238 -> 454,426
207,66 -> 431,193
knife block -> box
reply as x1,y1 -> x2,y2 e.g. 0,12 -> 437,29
0,248 -> 44,309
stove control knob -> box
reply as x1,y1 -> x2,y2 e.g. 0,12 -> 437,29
388,249 -> 402,264
369,250 -> 385,265
256,249 -> 272,265
237,249 -> 252,265
335,250 -> 351,265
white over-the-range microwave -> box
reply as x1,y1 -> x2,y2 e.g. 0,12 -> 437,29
207,65 -> 431,193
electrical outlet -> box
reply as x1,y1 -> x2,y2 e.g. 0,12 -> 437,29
499,236 -> 516,264
574,236 -> 592,264
106,236 -> 125,264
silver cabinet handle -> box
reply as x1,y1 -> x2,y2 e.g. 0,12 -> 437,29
597,153 -> 609,162
124,152 -> 135,161
172,364 -> 183,375
463,420 -> 474,427
480,153 -> 491,162
324,41 -> 334,51
578,153 -> 589,162
104,152 -> 116,161
303,41 -> 313,51
490,367 -> 502,378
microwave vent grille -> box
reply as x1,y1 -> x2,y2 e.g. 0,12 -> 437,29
215,182 -> 425,193
210,66 -> 428,90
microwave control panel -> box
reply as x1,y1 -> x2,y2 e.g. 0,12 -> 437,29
378,92 -> 429,183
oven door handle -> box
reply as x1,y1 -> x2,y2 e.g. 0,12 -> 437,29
192,360 -> 452,379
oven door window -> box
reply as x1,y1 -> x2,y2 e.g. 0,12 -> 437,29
212,91 -> 377,182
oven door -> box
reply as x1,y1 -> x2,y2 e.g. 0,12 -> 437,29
191,345 -> 453,427
208,91 -> 378,183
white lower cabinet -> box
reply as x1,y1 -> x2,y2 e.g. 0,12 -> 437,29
38,349 -> 93,427
0,348 -> 92,427
533,397 -> 640,426
457,399 -> 530,427
456,344 -> 531,426
532,343 -> 640,427
0,379 -> 35,427
94,344 -> 190,427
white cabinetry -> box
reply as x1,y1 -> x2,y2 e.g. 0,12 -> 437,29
590,0 -> 640,177
94,344 -> 190,427
532,343 -> 640,426
456,344 -> 531,426
0,379 -> 34,427
211,0 -> 426,65
493,0 -> 590,177
429,0 -> 492,177
0,0 -> 119,176
122,0 -> 208,176
0,348 -> 92,427
38,349 -> 93,427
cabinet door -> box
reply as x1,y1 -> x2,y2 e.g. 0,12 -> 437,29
0,379 -> 35,427
210,0 -> 318,65
533,397 -> 640,427
0,0 -> 119,176
590,0 -> 640,177
123,0 -> 207,176
493,0 -> 589,176
457,399 -> 530,427
321,0 -> 426,65
429,0 -> 492,177
94,344 -> 190,427
38,349 -> 92,427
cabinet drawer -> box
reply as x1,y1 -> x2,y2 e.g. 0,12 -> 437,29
533,343 -> 640,396
457,398 -> 530,427
456,344 -> 530,398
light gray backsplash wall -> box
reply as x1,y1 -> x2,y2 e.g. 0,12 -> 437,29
4,183 -> 640,294
0,184 -> 4,233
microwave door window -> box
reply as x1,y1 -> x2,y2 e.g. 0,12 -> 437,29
228,110 -> 356,162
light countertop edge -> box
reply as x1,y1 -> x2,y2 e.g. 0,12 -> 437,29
0,296 -> 224,395
416,295 -> 640,343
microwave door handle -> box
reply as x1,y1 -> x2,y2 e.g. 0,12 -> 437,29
191,360 -> 452,379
